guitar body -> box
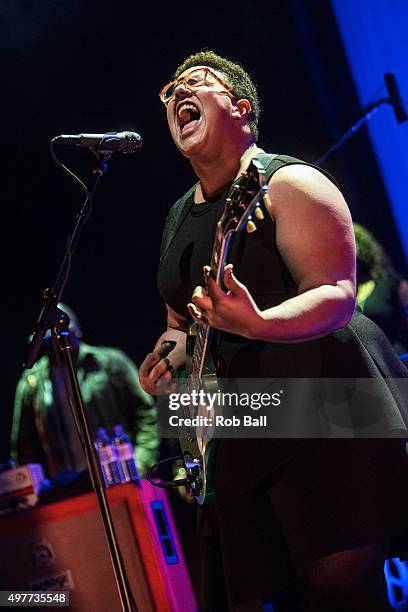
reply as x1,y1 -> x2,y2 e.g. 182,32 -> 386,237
178,158 -> 269,505
178,327 -> 218,505
178,422 -> 216,506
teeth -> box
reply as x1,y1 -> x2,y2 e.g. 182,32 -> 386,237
177,102 -> 199,119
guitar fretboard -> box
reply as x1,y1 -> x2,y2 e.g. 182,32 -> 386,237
187,161 -> 266,383
189,225 -> 224,380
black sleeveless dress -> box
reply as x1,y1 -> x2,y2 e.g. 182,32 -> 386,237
157,154 -> 408,607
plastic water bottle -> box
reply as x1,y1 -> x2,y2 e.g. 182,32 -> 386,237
111,425 -> 140,485
94,427 -> 123,486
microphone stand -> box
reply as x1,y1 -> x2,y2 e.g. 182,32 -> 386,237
315,96 -> 391,166
25,149 -> 136,612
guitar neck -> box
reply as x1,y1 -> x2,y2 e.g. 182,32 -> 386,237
189,226 -> 231,379
188,159 -> 267,380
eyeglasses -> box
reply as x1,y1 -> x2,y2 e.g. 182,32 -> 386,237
159,67 -> 236,107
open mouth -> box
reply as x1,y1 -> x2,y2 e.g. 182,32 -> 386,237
177,101 -> 201,133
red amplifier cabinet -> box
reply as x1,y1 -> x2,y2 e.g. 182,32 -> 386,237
0,481 -> 197,611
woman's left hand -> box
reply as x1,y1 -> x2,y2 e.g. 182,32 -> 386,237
187,264 -> 263,339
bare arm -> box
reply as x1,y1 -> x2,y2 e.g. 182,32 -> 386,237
139,304 -> 188,395
191,164 -> 356,343
251,164 -> 355,341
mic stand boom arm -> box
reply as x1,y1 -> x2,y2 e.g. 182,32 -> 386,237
25,140 -> 107,370
316,72 -> 407,165
24,148 -> 136,612
315,97 -> 389,166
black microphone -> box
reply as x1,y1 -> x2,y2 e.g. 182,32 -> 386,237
384,73 -> 408,124
52,131 -> 143,153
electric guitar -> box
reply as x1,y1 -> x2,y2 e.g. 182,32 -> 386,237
178,157 -> 270,505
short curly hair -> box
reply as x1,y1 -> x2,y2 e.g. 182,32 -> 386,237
174,50 -> 261,142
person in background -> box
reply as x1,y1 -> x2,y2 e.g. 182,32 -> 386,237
354,222 -> 408,357
11,304 -> 158,478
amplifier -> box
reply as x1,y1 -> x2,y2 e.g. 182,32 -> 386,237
0,481 -> 197,611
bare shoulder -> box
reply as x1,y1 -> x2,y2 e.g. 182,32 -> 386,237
266,163 -> 349,220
